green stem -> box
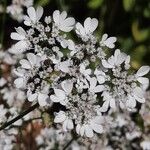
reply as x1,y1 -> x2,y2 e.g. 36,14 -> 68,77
0,103 -> 39,131
63,138 -> 74,150
0,0 -> 7,47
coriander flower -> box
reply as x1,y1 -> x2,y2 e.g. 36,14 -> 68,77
53,10 -> 75,32
76,116 -> 104,138
10,27 -> 29,52
76,17 -> 98,39
50,80 -> 73,105
24,6 -> 43,26
88,77 -> 104,94
100,33 -> 117,49
19,53 -> 41,69
27,89 -> 49,106
102,49 -> 127,69
135,66 -> 150,90
54,111 -> 74,131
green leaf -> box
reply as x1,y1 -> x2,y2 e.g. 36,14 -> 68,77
132,21 -> 149,42
144,8 -> 150,18
88,0 -> 104,9
131,45 -> 146,68
36,0 -> 50,6
123,0 -> 135,11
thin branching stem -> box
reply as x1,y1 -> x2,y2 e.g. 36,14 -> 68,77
0,103 -> 39,131
0,0 -> 7,47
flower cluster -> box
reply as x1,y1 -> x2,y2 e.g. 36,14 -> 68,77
9,6 -> 150,138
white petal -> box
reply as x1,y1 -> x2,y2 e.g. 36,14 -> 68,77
85,125 -> 94,137
97,75 -> 105,84
110,98 -> 116,109
67,40 -> 75,51
62,120 -> 68,131
76,22 -> 85,36
92,116 -> 104,124
60,11 -> 67,20
28,93 -> 37,102
101,34 -> 108,42
59,25 -> 73,32
126,96 -> 136,108
115,51 -> 127,66
27,53 -> 37,67
136,66 -> 150,77
20,59 -> 31,69
61,80 -> 73,94
15,27 -> 26,35
89,77 -> 97,90
14,41 -> 28,51
94,85 -> 104,93
10,32 -> 25,40
104,37 -> 117,48
100,100 -> 109,112
36,6 -> 43,21
24,20 -> 31,26
14,78 -> 24,88
53,10 -> 60,24
54,111 -> 66,123
38,93 -> 48,106
84,17 -> 91,34
133,87 -> 144,98
64,17 -> 75,26
54,89 -> 66,100
50,95 -> 60,102
67,119 -> 74,130
135,96 -> 145,103
76,124 -> 81,134
133,87 -> 145,103
80,125 -> 85,136
137,77 -> 149,90
27,7 -> 36,23
91,123 -> 103,133
90,18 -> 98,33
102,59 -> 113,68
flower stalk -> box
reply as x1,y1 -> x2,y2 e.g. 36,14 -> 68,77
0,103 -> 39,131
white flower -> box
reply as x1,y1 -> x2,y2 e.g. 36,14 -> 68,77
13,69 -> 26,88
100,33 -> 117,48
131,87 -> 146,103
135,66 -> 150,90
100,91 -> 116,112
67,39 -> 76,56
140,141 -> 150,150
24,6 -> 43,26
80,64 -> 91,77
20,53 -> 41,69
94,68 -> 106,84
55,60 -> 71,73
88,77 -> 104,94
0,78 -> 7,87
10,27 -> 28,52
27,90 -> 49,106
54,111 -> 74,131
50,80 -> 73,105
102,49 -> 127,68
76,116 -> 104,137
126,87 -> 146,110
76,17 -> 98,37
53,10 -> 75,32
124,55 -> 131,70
